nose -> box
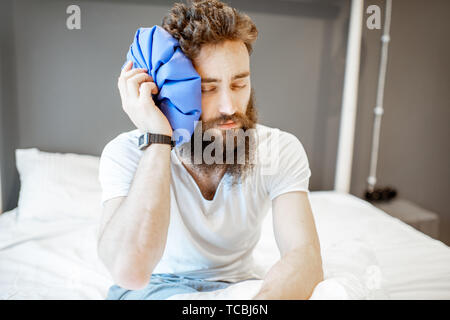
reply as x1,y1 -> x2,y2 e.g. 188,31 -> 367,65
217,88 -> 237,116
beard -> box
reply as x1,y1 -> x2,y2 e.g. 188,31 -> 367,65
177,88 -> 258,186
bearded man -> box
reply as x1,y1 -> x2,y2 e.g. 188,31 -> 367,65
98,0 -> 323,300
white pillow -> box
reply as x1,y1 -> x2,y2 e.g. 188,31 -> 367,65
15,148 -> 102,221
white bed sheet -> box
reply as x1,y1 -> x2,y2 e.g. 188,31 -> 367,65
0,191 -> 449,299
310,192 -> 450,299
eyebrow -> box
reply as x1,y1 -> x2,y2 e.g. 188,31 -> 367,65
201,71 -> 250,83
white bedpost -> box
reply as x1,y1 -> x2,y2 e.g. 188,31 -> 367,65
0,173 -> 2,214
334,0 -> 364,193
0,165 -> 2,213
0,58 -> 2,214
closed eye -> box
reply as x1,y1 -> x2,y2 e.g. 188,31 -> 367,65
202,84 -> 246,93
201,87 -> 216,93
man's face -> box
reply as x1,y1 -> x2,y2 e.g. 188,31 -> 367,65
193,40 -> 252,133
178,40 -> 257,184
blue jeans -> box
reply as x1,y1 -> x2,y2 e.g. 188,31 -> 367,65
106,273 -> 232,300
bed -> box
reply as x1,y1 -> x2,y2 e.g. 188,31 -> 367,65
0,148 -> 449,300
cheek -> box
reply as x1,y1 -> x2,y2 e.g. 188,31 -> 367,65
200,98 -> 215,120
238,87 -> 251,111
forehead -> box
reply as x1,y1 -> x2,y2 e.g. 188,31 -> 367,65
193,40 -> 250,80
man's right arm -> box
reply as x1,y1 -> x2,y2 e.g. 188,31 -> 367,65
98,143 -> 171,290
97,61 -> 174,290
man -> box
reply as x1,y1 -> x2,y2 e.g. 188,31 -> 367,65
98,0 -> 323,300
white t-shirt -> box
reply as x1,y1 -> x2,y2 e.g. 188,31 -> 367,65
98,123 -> 311,282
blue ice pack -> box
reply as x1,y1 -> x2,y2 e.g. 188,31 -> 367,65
124,26 -> 202,143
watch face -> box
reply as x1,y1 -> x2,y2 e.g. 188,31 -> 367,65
138,133 -> 149,149
138,134 -> 145,146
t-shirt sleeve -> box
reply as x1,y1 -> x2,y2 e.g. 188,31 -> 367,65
98,133 -> 140,206
264,131 -> 311,201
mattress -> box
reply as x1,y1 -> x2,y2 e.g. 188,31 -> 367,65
0,191 -> 449,299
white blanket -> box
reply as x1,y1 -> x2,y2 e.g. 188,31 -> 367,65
1,191 -> 449,299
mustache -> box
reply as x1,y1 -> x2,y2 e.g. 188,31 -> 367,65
201,112 -> 253,131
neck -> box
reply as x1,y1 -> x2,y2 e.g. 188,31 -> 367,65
180,159 -> 228,201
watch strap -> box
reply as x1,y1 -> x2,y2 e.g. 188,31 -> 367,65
138,132 -> 174,150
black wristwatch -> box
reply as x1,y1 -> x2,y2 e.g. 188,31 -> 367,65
138,132 -> 175,150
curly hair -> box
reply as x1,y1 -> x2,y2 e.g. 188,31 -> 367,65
161,0 -> 258,61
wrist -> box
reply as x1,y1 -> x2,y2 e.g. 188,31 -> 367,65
138,132 -> 175,150
138,126 -> 173,138
143,143 -> 172,152
154,128 -> 173,137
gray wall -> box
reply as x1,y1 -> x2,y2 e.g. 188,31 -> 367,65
0,0 -> 20,213
1,0 -> 449,244
352,0 -> 450,244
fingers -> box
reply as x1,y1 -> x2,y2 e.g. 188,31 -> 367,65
127,73 -> 153,98
121,60 -> 133,73
118,61 -> 155,99
120,61 -> 152,81
123,68 -> 150,79
139,82 -> 159,102
118,67 -> 149,93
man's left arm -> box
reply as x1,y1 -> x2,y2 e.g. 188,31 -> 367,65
253,191 -> 323,300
